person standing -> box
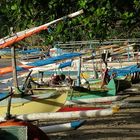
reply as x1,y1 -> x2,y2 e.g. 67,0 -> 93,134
101,50 -> 111,68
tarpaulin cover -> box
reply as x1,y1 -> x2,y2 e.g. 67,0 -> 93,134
27,52 -> 81,67
15,52 -> 82,71
20,48 -> 41,54
58,61 -> 72,69
108,64 -> 140,76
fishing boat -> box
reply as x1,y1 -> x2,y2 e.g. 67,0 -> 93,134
0,10 -> 84,116
18,56 -> 130,107
27,73 -> 120,105
14,52 -> 134,110
0,86 -> 68,116
0,10 -> 86,140
108,64 -> 140,84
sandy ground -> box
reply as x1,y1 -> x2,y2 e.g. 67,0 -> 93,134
47,108 -> 140,140
47,84 -> 140,140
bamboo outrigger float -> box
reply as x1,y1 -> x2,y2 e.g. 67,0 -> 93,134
0,106 -> 119,122
40,120 -> 86,133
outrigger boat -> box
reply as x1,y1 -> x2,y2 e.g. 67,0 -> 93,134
108,64 -> 140,84
15,54 -> 131,108
0,10 -> 85,140
25,65 -> 130,107
0,10 -> 84,116
0,88 -> 68,116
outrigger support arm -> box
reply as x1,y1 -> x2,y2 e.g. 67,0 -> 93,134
0,10 -> 84,49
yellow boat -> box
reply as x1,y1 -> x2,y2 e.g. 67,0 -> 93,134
0,89 -> 67,116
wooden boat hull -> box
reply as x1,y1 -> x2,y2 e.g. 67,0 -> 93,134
67,79 -> 116,101
24,78 -> 118,112
0,90 -> 67,116
114,76 -> 132,92
31,78 -> 116,102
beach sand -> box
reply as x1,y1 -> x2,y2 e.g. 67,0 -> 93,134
48,107 -> 140,140
47,84 -> 140,140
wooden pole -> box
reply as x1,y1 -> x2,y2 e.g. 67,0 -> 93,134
11,46 -> 18,89
5,87 -> 13,120
76,57 -> 81,86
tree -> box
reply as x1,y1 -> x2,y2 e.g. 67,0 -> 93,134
0,0 -> 139,45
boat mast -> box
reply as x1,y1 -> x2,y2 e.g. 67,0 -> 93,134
11,46 -> 18,89
76,57 -> 81,86
10,27 -> 19,91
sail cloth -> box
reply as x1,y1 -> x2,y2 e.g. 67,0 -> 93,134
108,64 -> 140,76
0,52 -> 82,75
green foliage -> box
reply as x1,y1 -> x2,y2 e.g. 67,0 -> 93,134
0,0 -> 140,45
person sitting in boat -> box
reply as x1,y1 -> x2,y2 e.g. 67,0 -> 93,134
50,74 -> 60,85
49,74 -> 66,86
100,68 -> 110,88
65,75 -> 74,86
60,74 -> 66,82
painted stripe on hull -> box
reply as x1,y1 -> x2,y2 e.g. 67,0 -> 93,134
58,107 -> 102,112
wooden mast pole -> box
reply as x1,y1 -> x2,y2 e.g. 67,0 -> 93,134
10,27 -> 19,90
11,46 -> 18,90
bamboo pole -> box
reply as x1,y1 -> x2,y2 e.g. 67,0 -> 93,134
11,46 -> 18,89
65,95 -> 129,105
14,107 -> 119,121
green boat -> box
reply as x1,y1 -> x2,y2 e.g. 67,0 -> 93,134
67,78 -> 116,101
25,72 -> 117,103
